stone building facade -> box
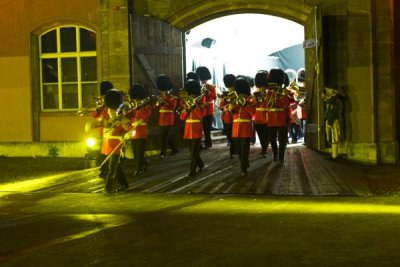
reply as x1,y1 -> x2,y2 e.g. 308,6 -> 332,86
0,0 -> 398,164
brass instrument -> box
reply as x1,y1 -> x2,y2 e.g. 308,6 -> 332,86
228,90 -> 247,106
129,97 -> 152,110
152,94 -> 169,107
76,108 -> 91,117
76,96 -> 104,116
200,83 -> 207,95
253,91 -> 267,104
176,90 -> 205,115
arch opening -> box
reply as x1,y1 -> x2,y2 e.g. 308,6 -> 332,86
185,14 -> 306,134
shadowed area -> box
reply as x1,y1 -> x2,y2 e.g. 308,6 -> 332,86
0,145 -> 371,196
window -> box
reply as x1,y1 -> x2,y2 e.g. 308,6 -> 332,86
39,26 -> 97,111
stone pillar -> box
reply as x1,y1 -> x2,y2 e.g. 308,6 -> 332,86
100,0 -> 131,92
372,0 -> 398,163
345,0 -> 377,163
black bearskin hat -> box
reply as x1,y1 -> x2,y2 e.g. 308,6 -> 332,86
234,78 -> 251,96
184,79 -> 201,96
297,68 -> 306,82
186,71 -> 200,82
129,83 -> 147,99
195,66 -> 212,81
268,68 -> 286,86
100,81 -> 114,96
254,71 -> 269,88
223,74 -> 236,88
104,89 -> 123,109
156,74 -> 173,91
283,72 -> 290,87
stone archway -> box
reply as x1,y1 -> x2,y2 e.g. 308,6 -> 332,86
132,0 -> 323,149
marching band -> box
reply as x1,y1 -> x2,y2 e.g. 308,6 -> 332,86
87,66 -> 307,192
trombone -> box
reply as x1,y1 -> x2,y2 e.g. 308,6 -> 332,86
176,90 -> 206,115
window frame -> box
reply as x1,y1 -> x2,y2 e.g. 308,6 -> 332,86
39,25 -> 97,112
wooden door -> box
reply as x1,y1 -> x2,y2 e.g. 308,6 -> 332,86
130,14 -> 185,150
303,4 -> 323,150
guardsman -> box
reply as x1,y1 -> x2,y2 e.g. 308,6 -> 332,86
296,68 -> 307,142
231,78 -> 256,176
287,80 -> 301,144
101,89 -> 130,193
89,81 -> 114,177
196,66 -> 217,148
253,71 -> 269,158
156,74 -> 179,159
266,68 -> 291,166
220,74 -> 237,158
179,79 -> 206,177
129,83 -> 153,176
322,87 -> 344,160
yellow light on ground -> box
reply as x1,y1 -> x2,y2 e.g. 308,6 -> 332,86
86,137 -> 96,148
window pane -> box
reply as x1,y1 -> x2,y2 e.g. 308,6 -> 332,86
41,30 -> 57,53
80,28 -> 96,51
42,59 -> 58,83
81,57 -> 97,81
42,84 -> 59,109
60,27 -> 76,52
82,83 -> 98,108
61,58 -> 77,82
62,84 -> 78,109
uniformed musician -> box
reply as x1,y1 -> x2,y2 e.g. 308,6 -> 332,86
91,81 -> 114,177
195,66 -> 217,149
128,83 -> 153,176
220,74 -> 237,158
101,89 -> 130,193
253,71 -> 269,158
231,78 -> 256,176
155,74 -> 179,159
266,68 -> 292,166
179,79 -> 206,177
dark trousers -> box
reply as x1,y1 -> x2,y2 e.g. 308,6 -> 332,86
254,124 -> 269,154
133,139 -> 146,172
290,123 -> 300,143
267,126 -> 288,163
202,115 -> 213,147
299,119 -> 306,139
97,153 -> 108,174
251,121 -> 256,144
235,137 -> 250,173
160,125 -> 177,156
105,154 -> 128,191
223,123 -> 236,155
189,138 -> 204,175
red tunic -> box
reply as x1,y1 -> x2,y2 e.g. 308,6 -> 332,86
254,100 -> 268,125
101,123 -> 125,155
219,98 -> 232,124
232,104 -> 256,138
91,107 -> 109,137
266,91 -> 291,127
158,94 -> 177,126
202,83 -> 217,116
180,105 -> 206,139
130,106 -> 153,139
